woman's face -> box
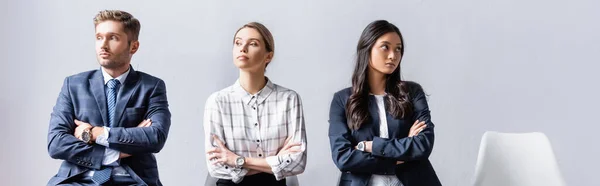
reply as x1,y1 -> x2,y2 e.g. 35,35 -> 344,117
233,27 -> 273,72
368,32 -> 403,75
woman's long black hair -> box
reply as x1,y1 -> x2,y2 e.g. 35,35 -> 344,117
346,20 -> 413,130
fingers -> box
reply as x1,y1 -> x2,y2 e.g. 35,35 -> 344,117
206,147 -> 221,154
288,148 -> 302,154
120,153 -> 132,159
409,120 -> 426,137
412,120 -> 425,129
75,132 -> 81,139
74,120 -> 83,126
283,136 -> 291,146
412,124 -> 427,136
137,119 -> 152,127
284,143 -> 302,150
212,135 -> 226,148
207,152 -> 220,160
396,161 -> 405,165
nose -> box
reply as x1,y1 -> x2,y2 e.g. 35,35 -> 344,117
239,43 -> 248,53
100,38 -> 109,50
388,51 -> 397,61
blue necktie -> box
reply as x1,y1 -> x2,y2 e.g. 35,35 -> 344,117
92,79 -> 120,185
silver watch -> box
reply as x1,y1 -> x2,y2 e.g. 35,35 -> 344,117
235,156 -> 245,169
357,141 -> 366,151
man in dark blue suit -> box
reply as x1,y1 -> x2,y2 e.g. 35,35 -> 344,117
47,10 -> 171,186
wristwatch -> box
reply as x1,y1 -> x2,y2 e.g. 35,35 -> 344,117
357,141 -> 366,151
81,126 -> 94,144
235,156 -> 245,169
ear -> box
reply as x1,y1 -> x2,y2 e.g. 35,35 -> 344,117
264,51 -> 274,65
129,41 -> 140,54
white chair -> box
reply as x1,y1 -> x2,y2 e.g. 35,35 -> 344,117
472,131 -> 566,186
204,174 -> 299,186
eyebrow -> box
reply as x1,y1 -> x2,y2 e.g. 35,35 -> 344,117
234,37 -> 261,42
96,32 -> 123,36
381,41 -> 402,46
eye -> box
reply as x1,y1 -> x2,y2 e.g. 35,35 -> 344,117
250,41 -> 258,46
110,36 -> 118,40
381,45 -> 388,50
395,47 -> 402,52
96,36 -> 102,40
234,40 -> 242,46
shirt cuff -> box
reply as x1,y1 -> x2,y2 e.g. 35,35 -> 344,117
265,154 -> 293,180
102,148 -> 120,166
214,163 -> 249,183
95,127 -> 110,147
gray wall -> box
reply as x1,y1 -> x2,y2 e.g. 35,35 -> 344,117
1,0 -> 599,185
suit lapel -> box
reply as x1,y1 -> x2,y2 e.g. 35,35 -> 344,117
382,96 -> 399,137
89,70 -> 108,127
114,67 -> 140,127
368,96 -> 380,137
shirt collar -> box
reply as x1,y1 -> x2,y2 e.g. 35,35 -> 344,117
101,67 -> 130,85
231,77 -> 275,106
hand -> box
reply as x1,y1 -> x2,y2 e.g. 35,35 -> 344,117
408,120 -> 427,137
74,120 -> 93,140
396,120 -> 427,165
120,152 -> 132,159
277,137 -> 302,156
354,141 -> 373,153
137,119 -> 152,127
364,141 -> 373,153
118,119 -> 151,159
206,135 -> 239,167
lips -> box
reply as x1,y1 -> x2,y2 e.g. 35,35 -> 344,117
99,52 -> 111,57
237,56 -> 249,60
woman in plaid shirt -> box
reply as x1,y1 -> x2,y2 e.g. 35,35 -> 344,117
204,22 -> 307,186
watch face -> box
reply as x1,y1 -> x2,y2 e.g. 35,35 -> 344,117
82,132 -> 90,142
357,142 -> 364,150
236,157 -> 244,164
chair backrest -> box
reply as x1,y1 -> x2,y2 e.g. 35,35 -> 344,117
204,174 -> 299,186
472,131 -> 566,186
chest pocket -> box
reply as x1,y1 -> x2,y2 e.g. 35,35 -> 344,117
123,106 -> 147,126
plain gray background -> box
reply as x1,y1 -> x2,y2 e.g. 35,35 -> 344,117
1,0 -> 598,185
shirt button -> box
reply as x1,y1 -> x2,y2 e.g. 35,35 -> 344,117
252,107 -> 256,110
254,123 -> 258,126
256,140 -> 260,142
258,154 -> 262,157
225,166 -> 229,169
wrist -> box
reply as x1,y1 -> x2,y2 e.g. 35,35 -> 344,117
81,126 -> 94,144
91,126 -> 104,141
364,141 -> 373,153
235,155 -> 246,169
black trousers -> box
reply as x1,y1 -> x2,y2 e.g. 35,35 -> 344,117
216,173 -> 286,186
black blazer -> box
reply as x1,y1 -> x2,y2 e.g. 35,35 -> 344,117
328,82 -> 441,186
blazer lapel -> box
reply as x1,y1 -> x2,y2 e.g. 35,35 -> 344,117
383,96 -> 400,138
89,70 -> 108,127
368,96 -> 380,138
113,67 -> 140,127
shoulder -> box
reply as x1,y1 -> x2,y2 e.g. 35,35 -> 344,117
65,69 -> 97,83
272,83 -> 302,101
333,87 -> 352,99
205,85 -> 235,106
135,71 -> 164,85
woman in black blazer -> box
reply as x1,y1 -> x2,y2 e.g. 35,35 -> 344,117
328,20 -> 442,186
